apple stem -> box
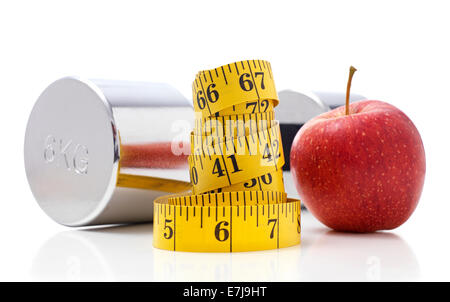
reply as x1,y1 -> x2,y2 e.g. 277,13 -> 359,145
345,66 -> 357,115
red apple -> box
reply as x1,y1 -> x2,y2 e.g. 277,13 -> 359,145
290,95 -> 425,232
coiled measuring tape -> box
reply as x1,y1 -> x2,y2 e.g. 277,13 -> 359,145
153,60 -> 301,252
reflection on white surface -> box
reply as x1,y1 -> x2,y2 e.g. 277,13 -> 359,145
31,212 -> 420,281
299,216 -> 421,281
153,246 -> 301,282
31,224 -> 154,281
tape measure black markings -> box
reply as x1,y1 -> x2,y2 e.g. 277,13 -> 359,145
193,111 -> 275,137
153,60 -> 301,252
189,122 -> 284,193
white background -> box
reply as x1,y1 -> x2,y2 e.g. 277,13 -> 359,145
1,0 -> 449,281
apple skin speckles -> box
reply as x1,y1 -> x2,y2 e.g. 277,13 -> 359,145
290,100 -> 426,232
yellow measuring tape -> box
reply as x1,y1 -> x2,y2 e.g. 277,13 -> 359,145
153,60 -> 301,252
